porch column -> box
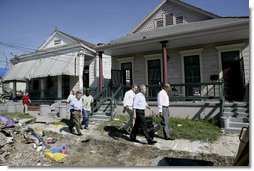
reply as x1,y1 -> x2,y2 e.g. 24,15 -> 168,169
98,51 -> 104,91
78,51 -> 85,92
57,75 -> 62,99
12,81 -> 17,99
160,41 -> 169,84
40,78 -> 45,99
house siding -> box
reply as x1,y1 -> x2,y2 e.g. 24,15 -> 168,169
242,44 -> 250,84
136,3 -> 210,33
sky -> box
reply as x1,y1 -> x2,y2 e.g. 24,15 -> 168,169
0,0 -> 250,68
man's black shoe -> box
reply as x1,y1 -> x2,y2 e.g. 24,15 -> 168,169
122,128 -> 129,135
130,138 -> 140,143
77,133 -> 83,136
165,136 -> 175,140
148,140 -> 157,145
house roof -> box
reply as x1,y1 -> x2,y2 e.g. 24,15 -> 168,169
131,0 -> 220,33
3,53 -> 78,82
99,17 -> 249,47
95,17 -> 249,56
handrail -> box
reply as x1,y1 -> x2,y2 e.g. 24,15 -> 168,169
109,86 -> 122,119
92,87 -> 108,114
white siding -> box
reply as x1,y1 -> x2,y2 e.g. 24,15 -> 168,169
242,44 -> 250,84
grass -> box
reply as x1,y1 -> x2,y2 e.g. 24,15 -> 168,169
97,115 -> 221,142
0,112 -> 34,120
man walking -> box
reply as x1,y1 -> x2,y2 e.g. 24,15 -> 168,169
157,83 -> 175,140
122,84 -> 138,134
68,91 -> 83,136
81,88 -> 93,130
21,92 -> 31,114
130,84 -> 157,145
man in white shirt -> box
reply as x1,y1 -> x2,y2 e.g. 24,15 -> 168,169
122,84 -> 138,134
157,83 -> 175,140
130,84 -> 157,145
66,90 -> 76,118
69,91 -> 83,136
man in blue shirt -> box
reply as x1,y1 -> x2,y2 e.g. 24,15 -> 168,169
130,84 -> 157,145
68,91 -> 83,136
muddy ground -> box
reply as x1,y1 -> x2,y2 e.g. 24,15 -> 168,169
1,122 -> 235,167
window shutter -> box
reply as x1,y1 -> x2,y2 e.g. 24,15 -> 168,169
155,19 -> 164,28
176,16 -> 184,24
165,13 -> 173,26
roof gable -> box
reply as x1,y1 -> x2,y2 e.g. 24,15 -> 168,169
131,0 -> 220,33
38,29 -> 95,50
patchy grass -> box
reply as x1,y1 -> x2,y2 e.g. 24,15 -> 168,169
0,112 -> 34,120
97,115 -> 221,142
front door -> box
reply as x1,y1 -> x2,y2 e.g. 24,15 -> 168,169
221,51 -> 244,101
83,66 -> 89,89
121,62 -> 133,86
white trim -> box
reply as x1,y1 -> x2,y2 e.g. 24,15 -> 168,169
179,48 -> 203,56
144,55 -> 162,85
216,44 -> 244,80
116,57 -> 134,62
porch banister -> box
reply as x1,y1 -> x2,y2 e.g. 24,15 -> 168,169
160,41 -> 168,84
98,51 -> 104,91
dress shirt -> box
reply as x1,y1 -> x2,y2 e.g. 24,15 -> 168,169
69,97 -> 82,111
157,89 -> 169,113
133,92 -> 147,110
123,89 -> 135,107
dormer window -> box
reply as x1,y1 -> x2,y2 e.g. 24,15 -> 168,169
54,39 -> 61,45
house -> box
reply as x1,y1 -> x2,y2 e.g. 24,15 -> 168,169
95,0 -> 249,102
94,0 -> 249,127
2,29 -> 111,100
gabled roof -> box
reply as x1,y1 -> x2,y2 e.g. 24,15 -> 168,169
38,29 -> 95,50
95,17 -> 249,52
131,0 -> 220,33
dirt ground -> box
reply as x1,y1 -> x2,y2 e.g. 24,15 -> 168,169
1,122 -> 236,167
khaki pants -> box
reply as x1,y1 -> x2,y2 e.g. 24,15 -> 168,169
123,107 -> 134,131
70,110 -> 82,134
23,104 -> 28,114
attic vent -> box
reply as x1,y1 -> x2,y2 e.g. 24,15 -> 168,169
165,13 -> 173,26
54,39 -> 61,45
176,16 -> 184,24
155,19 -> 164,28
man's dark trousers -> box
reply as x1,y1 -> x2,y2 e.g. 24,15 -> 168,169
130,109 -> 153,142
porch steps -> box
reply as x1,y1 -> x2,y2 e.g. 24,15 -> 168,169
90,101 -> 112,125
222,102 -> 249,134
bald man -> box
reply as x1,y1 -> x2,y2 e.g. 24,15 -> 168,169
157,83 -> 175,140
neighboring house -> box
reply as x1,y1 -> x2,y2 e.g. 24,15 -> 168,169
2,29 -> 111,100
95,0 -> 249,102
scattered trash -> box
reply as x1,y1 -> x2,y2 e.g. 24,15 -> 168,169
0,115 -> 15,127
44,151 -> 68,161
113,118 -> 119,121
81,139 -> 90,143
177,124 -> 183,127
46,137 -> 57,144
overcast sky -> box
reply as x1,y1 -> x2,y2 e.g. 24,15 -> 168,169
0,0 -> 250,68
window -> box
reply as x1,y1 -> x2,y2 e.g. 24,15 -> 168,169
165,13 -> 174,26
155,19 -> 164,28
54,39 -> 61,45
121,62 -> 132,86
184,55 -> 201,96
176,16 -> 184,24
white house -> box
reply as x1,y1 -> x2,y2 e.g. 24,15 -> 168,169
3,29 -> 111,100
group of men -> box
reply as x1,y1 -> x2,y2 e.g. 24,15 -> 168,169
66,88 -> 94,136
123,83 -> 174,145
